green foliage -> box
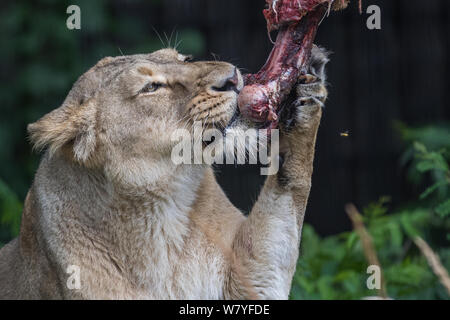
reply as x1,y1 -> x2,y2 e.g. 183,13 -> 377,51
0,178 -> 22,245
436,200 -> 450,218
291,123 -> 450,300
412,142 -> 450,219
290,203 -> 447,299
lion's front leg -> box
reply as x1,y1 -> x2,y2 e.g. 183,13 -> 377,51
226,46 -> 329,299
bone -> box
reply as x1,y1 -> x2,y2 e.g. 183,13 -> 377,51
238,0 -> 349,128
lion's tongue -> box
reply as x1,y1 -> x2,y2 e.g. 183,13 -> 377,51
237,1 -> 329,127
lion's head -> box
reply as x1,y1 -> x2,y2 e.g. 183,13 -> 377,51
28,49 -> 244,187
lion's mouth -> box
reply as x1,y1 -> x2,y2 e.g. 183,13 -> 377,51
222,105 -> 241,132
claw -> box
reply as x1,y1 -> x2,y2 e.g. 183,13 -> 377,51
297,96 -> 325,108
298,74 -> 318,84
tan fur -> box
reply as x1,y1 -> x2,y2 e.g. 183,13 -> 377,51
0,47 -> 328,299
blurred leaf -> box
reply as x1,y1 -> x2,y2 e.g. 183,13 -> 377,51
397,123 -> 450,151
0,178 -> 22,238
420,181 -> 449,200
346,231 -> 358,250
435,199 -> 450,218
413,141 -> 427,154
416,152 -> 448,173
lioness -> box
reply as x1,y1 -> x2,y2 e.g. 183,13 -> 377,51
0,47 -> 328,299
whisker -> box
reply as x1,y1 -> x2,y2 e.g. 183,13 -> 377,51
151,26 -> 166,49
169,26 -> 177,49
174,31 -> 179,50
175,39 -> 183,51
163,31 -> 170,48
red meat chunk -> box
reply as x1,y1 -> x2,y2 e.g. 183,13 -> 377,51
238,0 -> 349,129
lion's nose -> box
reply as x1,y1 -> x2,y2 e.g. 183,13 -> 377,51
211,68 -> 240,94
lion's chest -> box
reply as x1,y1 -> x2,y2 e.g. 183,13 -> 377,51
116,198 -> 227,299
139,235 -> 226,299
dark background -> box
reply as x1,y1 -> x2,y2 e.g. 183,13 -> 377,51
0,0 -> 448,240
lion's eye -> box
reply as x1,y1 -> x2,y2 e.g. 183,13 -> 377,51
140,82 -> 164,94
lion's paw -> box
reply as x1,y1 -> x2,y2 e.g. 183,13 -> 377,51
282,45 -> 329,130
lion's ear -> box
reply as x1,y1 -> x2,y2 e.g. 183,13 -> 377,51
28,99 -> 97,162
